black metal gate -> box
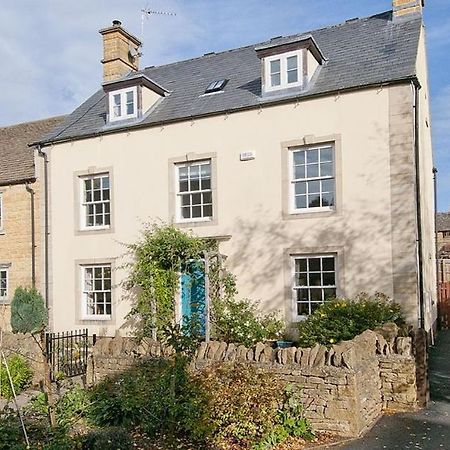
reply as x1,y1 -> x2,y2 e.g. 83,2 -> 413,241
46,329 -> 88,382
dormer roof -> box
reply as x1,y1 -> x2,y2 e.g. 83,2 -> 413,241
38,11 -> 422,146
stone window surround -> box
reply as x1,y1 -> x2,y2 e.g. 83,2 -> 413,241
283,245 -> 345,323
74,257 -> 117,326
73,167 -> 115,236
281,134 -> 342,220
168,152 -> 218,228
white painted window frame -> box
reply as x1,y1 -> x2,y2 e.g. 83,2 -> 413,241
291,254 -> 337,320
108,86 -> 138,122
79,173 -> 111,230
264,50 -> 303,92
81,264 -> 112,321
175,159 -> 213,223
289,144 -> 335,214
0,268 -> 8,303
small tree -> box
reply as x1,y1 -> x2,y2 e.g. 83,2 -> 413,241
10,287 -> 56,426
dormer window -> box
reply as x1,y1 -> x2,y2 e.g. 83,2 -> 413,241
255,35 -> 325,96
103,73 -> 169,124
109,87 -> 137,122
265,50 -> 302,92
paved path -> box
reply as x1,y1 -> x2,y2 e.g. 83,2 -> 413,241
335,330 -> 450,450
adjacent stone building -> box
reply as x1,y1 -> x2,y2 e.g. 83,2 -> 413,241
436,212 -> 450,282
0,117 -> 64,330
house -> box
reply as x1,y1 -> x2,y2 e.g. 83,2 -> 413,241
33,0 -> 436,336
0,116 -> 65,330
436,212 -> 450,283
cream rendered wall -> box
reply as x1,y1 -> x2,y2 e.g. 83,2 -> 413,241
48,86 -> 419,336
415,25 -> 438,331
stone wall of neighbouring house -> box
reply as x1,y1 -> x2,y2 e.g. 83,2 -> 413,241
86,324 -> 422,437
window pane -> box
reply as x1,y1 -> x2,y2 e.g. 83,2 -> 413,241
293,151 -> 305,165
320,162 -> 333,177
320,147 -> 333,162
192,193 -> 201,205
309,272 -> 321,286
294,166 -> 305,180
287,56 -> 298,71
190,165 -> 200,178
201,164 -> 211,178
93,190 -> 101,201
309,258 -> 321,271
190,179 -> 200,191
295,272 -> 308,286
322,192 -> 334,207
295,259 -> 307,272
322,257 -> 335,271
203,192 -> 212,204
93,178 -> 101,190
270,59 -> 281,74
179,180 -> 189,192
295,289 -> 309,302
84,179 -> 92,191
203,205 -> 213,217
104,266 -> 111,279
308,180 -> 320,194
310,302 -> 322,314
295,182 -> 306,195
310,288 -> 323,302
182,207 -> 191,219
295,195 -> 307,209
307,150 -> 319,164
192,206 -> 201,218
306,164 -> 319,178
297,302 -> 310,315
181,195 -> 191,206
324,288 -> 336,300
201,178 -> 211,190
102,177 -> 110,189
179,167 -> 188,180
322,179 -> 334,193
287,70 -> 298,84
323,272 -> 335,286
308,194 -> 321,208
271,73 -> 281,86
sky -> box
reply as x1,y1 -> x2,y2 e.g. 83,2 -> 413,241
1,0 -> 449,209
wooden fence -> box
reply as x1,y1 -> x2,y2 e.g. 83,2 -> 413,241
438,282 -> 450,329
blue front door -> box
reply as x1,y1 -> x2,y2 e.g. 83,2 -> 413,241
180,261 -> 206,335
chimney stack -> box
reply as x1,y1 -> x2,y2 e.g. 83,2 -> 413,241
393,0 -> 424,20
99,20 -> 142,82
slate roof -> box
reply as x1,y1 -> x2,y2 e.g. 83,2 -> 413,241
39,10 -> 422,145
437,213 -> 450,232
0,116 -> 65,185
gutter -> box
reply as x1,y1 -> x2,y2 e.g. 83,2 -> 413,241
412,80 -> 425,330
33,76 -> 420,148
25,183 -> 36,288
36,145 -> 49,310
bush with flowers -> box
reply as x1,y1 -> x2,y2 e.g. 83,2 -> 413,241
211,297 -> 284,347
297,292 -> 405,348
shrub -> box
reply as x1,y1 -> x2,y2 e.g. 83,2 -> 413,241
10,287 -> 48,335
198,362 -> 283,446
0,408 -> 25,449
297,293 -> 405,347
0,354 -> 33,399
56,384 -> 91,428
212,298 -> 284,347
81,427 -> 132,450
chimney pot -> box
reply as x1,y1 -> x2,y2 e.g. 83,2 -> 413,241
112,20 -> 122,26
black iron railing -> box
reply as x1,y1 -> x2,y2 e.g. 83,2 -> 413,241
46,329 -> 88,382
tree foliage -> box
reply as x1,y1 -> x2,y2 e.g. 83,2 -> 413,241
125,223 -> 211,339
10,287 -> 48,335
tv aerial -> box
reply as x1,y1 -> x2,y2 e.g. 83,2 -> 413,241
140,4 -> 177,52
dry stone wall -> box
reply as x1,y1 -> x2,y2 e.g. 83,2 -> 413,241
87,324 -> 422,437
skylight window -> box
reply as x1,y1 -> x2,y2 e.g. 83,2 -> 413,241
205,79 -> 228,94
